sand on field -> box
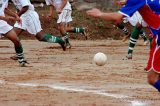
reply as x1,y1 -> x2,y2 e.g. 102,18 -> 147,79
0,40 -> 159,106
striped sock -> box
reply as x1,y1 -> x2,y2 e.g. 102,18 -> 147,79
73,27 -> 84,33
128,27 -> 140,54
117,22 -> 129,35
15,45 -> 25,64
42,33 -> 64,44
139,30 -> 147,41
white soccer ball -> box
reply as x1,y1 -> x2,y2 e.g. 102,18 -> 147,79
93,52 -> 107,66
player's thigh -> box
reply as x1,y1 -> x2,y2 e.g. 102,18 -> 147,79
13,27 -> 23,35
147,69 -> 160,84
5,29 -> 20,44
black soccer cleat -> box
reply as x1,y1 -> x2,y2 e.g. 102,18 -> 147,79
18,59 -> 29,67
59,41 -> 66,51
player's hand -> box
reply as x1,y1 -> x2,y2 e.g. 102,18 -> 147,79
15,15 -> 22,25
4,16 -> 17,25
86,8 -> 103,18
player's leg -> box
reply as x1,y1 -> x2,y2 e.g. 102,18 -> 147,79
10,27 -> 24,60
57,9 -> 72,49
59,23 -> 71,49
124,26 -> 141,59
24,11 -> 66,51
65,9 -> 87,39
147,70 -> 160,92
35,31 -> 66,51
116,22 -> 129,35
13,27 -> 24,36
66,26 -> 88,40
5,29 -> 27,66
116,21 -> 130,42
145,36 -> 160,92
139,29 -> 149,45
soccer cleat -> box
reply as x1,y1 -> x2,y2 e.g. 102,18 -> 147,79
60,42 -> 66,51
58,40 -> 66,51
63,35 -> 71,49
18,59 -> 28,67
81,28 -> 88,40
123,53 -> 132,60
122,34 -> 131,42
66,42 -> 71,49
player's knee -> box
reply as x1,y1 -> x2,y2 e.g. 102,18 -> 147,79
136,24 -> 142,29
147,73 -> 157,85
13,40 -> 21,47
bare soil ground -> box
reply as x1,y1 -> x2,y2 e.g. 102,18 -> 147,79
0,40 -> 160,106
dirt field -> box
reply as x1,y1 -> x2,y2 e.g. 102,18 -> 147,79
0,40 -> 160,106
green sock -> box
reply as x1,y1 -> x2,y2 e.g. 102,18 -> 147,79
139,29 -> 147,41
15,45 -> 25,62
128,27 -> 141,54
42,33 -> 64,44
62,32 -> 70,44
73,27 -> 84,33
117,22 -> 129,35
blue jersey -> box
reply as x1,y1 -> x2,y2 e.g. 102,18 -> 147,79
119,0 -> 160,45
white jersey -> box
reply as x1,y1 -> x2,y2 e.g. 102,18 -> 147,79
0,0 -> 13,35
0,0 -> 8,16
45,0 -> 71,10
12,0 -> 42,35
11,0 -> 34,11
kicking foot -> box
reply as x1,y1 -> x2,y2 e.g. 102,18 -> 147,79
122,54 -> 132,60
59,41 -> 66,51
122,34 -> 131,42
66,42 -> 71,49
19,59 -> 29,67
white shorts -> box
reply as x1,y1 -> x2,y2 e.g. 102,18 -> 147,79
0,20 -> 13,35
57,9 -> 72,23
123,11 -> 148,27
14,10 -> 42,35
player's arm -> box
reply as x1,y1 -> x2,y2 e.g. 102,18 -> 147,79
48,5 -> 54,18
4,8 -> 21,23
17,6 -> 29,17
0,16 -> 8,21
0,14 -> 19,23
58,0 -> 67,14
86,8 -> 124,23
4,8 -> 19,18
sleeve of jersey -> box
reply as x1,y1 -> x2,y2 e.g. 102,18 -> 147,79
5,0 -> 8,8
21,0 -> 30,7
118,0 -> 145,17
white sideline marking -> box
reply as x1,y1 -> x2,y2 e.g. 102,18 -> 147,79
0,80 -> 147,106
131,101 -> 146,106
47,84 -> 128,98
16,83 -> 146,106
16,83 -> 128,98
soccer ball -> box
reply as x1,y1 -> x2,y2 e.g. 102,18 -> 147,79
93,52 -> 107,66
